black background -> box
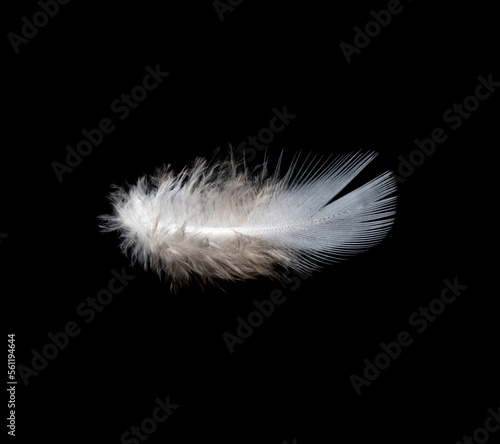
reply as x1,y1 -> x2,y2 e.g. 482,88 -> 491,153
4,1 -> 499,443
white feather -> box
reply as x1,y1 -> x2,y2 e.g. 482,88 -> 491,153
101,151 -> 397,288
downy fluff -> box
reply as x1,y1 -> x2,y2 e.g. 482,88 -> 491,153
101,151 -> 397,288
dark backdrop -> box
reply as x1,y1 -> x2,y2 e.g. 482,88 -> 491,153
4,1 -> 498,443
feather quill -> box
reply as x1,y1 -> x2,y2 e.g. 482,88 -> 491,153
100,151 -> 397,288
